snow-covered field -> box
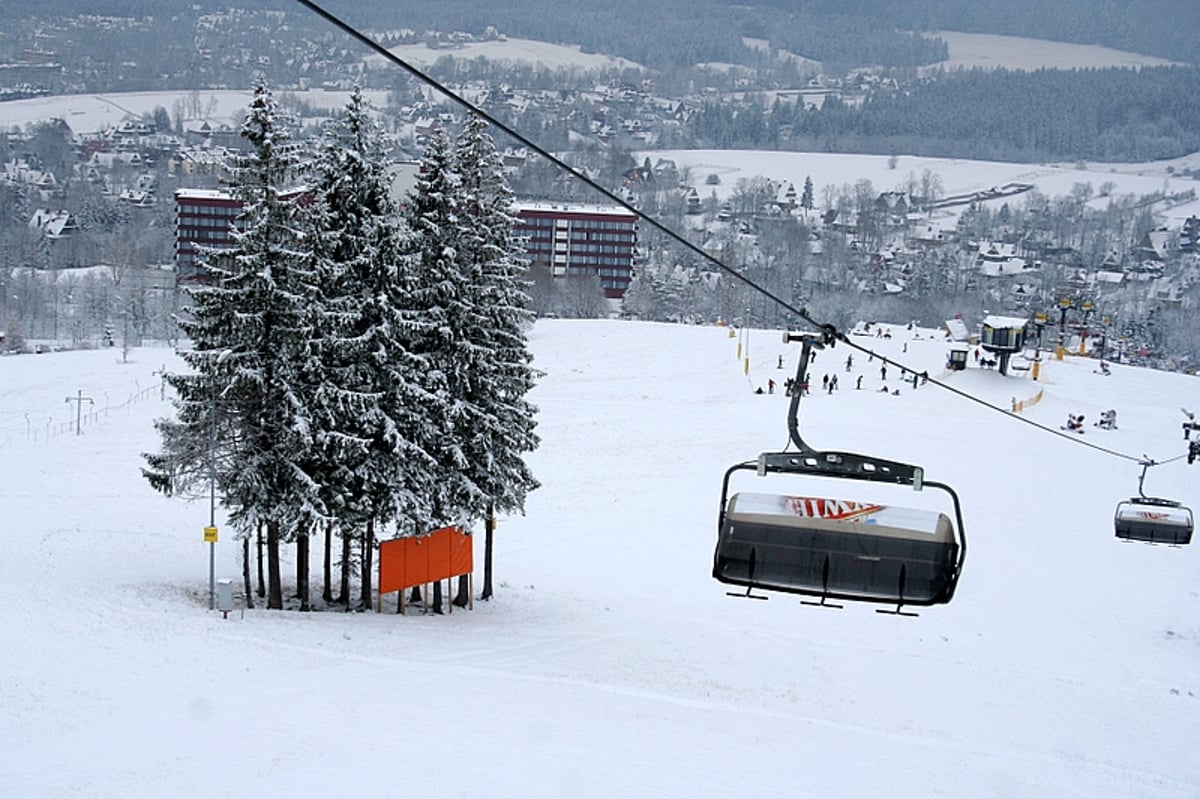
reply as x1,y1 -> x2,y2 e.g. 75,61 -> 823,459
368,36 -> 640,72
0,89 -> 392,136
372,29 -> 1182,74
1,319 -> 1197,797
645,148 -> 1200,227
924,31 -> 1184,73
744,30 -> 1181,75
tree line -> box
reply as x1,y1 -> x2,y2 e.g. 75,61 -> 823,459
142,83 -> 540,612
7,1 -> 1196,67
745,0 -> 1199,65
686,66 -> 1200,163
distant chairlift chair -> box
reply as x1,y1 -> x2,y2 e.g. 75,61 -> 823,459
1114,460 -> 1194,546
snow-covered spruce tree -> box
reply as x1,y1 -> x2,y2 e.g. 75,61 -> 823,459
452,114 -> 540,602
144,79 -> 319,610
304,87 -> 442,610
405,126 -> 468,613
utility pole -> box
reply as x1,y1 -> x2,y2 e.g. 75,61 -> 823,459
152,364 -> 167,400
64,389 -> 94,436
205,379 -> 218,610
743,306 -> 751,376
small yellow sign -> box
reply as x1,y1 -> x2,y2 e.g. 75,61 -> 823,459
203,526 -> 218,543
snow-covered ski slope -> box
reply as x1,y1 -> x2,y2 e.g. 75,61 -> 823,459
1,319 -> 1196,798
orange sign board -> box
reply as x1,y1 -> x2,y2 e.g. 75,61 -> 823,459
379,526 -> 473,594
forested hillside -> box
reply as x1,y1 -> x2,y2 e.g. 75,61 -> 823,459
324,0 -> 1200,68
2,3 -> 1197,164
818,0 -> 1199,66
689,66 -> 1200,162
8,1 -> 1193,71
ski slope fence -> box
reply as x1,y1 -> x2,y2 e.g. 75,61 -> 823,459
1011,387 -> 1044,414
0,382 -> 161,449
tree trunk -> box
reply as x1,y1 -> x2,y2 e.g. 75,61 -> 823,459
322,522 -> 333,603
337,526 -> 351,607
266,519 -> 282,610
242,535 -> 254,610
453,574 -> 470,607
296,532 -> 310,612
481,508 -> 495,600
359,517 -> 374,611
432,579 -> 443,615
255,523 -> 266,598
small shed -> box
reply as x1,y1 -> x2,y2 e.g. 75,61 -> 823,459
947,345 -> 969,371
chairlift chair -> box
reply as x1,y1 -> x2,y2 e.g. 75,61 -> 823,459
1114,461 -> 1194,546
715,331 -> 967,614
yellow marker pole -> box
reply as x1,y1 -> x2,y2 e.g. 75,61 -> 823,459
204,526 -> 218,610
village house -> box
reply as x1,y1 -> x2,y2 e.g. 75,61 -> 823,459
3,158 -> 59,200
1130,227 -> 1172,274
974,241 -> 1033,277
874,191 -> 909,226
28,208 -> 79,239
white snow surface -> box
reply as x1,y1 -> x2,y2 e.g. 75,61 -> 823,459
1,320 -> 1197,798
646,149 -> 1200,226
923,31 -> 1183,73
367,37 -> 641,72
0,89 -> 392,135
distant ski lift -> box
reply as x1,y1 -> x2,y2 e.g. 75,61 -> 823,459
1114,461 -> 1193,546
715,331 -> 967,614
946,345 -> 969,371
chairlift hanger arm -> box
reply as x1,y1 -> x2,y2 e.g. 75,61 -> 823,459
779,329 -> 922,488
783,330 -> 834,454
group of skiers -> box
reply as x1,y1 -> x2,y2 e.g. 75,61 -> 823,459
755,326 -> 1132,444
1062,409 -> 1118,434
761,345 -> 928,399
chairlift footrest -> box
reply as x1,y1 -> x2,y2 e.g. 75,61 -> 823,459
726,589 -> 769,600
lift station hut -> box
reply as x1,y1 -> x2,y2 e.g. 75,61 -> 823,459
980,314 -> 1029,376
